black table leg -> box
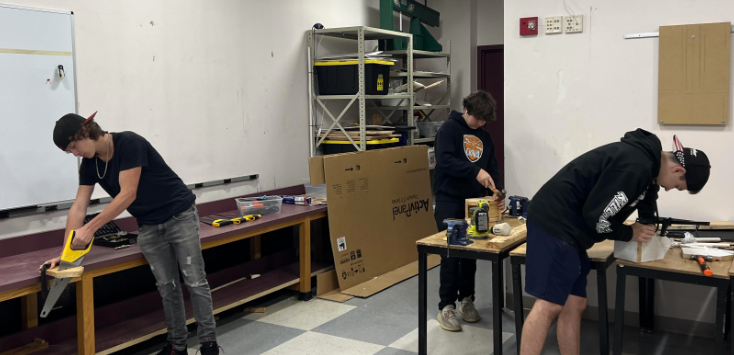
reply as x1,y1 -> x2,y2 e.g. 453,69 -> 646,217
645,277 -> 655,332
493,258 -> 503,355
613,265 -> 626,355
638,276 -> 647,331
418,249 -> 428,355
715,279 -> 727,355
730,279 -> 734,355
512,261 -> 523,355
596,262 -> 609,355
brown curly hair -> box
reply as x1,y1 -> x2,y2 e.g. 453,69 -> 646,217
463,90 -> 497,122
71,119 -> 106,142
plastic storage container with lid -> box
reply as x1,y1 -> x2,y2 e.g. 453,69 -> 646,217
315,59 -> 394,95
235,196 -> 283,217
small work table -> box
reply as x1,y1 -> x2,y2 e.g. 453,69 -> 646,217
613,246 -> 733,355
416,218 -> 526,355
509,240 -> 615,355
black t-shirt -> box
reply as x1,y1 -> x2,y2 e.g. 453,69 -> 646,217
79,132 -> 195,225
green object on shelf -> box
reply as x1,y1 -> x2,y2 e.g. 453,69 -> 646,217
379,0 -> 442,52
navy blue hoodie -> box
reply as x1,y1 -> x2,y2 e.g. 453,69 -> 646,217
433,110 -> 502,202
528,129 -> 661,250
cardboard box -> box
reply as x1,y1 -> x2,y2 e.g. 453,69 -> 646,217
309,146 -> 440,297
614,236 -> 671,263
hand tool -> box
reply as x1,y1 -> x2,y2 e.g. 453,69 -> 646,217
444,219 -> 472,258
40,230 -> 93,318
690,255 -> 713,276
489,187 -> 506,201
467,200 -> 490,239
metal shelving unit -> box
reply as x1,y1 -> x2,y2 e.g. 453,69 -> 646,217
308,26 -> 414,157
367,42 -> 451,145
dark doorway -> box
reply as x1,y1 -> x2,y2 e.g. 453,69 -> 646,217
477,45 -> 504,188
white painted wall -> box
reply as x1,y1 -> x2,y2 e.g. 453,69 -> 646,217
0,0 -> 380,240
504,0 -> 734,325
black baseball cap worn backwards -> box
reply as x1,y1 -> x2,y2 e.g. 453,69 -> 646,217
672,135 -> 710,194
53,111 -> 97,151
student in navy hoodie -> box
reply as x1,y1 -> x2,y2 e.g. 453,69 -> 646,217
433,90 -> 504,332
520,131 -> 711,355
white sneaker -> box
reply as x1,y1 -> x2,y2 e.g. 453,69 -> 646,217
438,305 -> 462,331
460,297 -> 480,323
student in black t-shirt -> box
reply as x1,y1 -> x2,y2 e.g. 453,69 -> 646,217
43,112 -> 221,355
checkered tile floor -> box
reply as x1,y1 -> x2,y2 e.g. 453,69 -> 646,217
124,261 -> 718,355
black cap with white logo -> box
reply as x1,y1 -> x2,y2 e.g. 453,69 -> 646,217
672,135 -> 710,194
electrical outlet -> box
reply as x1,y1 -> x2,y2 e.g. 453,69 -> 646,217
565,15 -> 583,33
545,16 -> 563,34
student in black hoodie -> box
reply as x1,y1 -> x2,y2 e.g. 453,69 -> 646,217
433,90 -> 504,332
520,130 -> 711,355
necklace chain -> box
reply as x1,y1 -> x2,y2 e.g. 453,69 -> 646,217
96,134 -> 110,179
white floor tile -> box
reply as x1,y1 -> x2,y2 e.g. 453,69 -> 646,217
262,332 -> 386,355
246,298 -> 356,331
387,319 -> 513,354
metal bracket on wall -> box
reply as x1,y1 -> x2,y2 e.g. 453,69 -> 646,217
625,24 -> 734,39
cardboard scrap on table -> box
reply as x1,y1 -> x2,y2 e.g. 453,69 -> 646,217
615,235 -> 671,263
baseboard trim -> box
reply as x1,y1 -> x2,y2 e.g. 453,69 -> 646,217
505,293 -> 716,339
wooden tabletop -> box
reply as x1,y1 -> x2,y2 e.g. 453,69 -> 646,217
0,204 -> 327,294
416,217 -> 527,254
509,240 -> 614,262
617,247 -> 733,280
728,257 -> 734,276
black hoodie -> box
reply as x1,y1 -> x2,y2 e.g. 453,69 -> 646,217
528,129 -> 661,250
433,110 -> 502,202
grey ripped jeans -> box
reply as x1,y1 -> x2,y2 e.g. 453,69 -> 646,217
137,204 -> 216,349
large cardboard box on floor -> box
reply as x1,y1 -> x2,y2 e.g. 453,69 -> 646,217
309,146 -> 440,298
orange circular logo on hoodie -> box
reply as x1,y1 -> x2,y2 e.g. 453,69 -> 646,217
463,135 -> 483,162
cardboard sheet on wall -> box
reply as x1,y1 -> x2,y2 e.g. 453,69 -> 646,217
310,146 -> 439,297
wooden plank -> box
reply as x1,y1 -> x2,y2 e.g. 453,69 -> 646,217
244,307 -> 267,313
617,247 -> 732,279
299,218 -> 312,293
43,266 -> 83,279
20,293 -> 38,330
76,275 -> 94,355
0,338 -> 48,355
486,223 -> 528,250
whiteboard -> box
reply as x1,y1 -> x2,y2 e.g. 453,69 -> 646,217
0,4 -> 78,211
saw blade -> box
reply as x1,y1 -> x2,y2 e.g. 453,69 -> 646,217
40,277 -> 71,318
39,257 -> 85,318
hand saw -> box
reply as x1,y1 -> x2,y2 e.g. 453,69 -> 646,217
40,230 -> 93,318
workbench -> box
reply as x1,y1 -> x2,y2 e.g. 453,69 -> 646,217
0,186 -> 330,355
509,240 -> 615,355
612,239 -> 734,355
416,217 -> 526,355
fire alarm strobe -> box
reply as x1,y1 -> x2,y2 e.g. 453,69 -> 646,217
520,17 -> 538,36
